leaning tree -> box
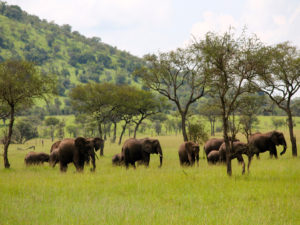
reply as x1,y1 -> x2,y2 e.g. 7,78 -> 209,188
0,60 -> 56,168
254,42 -> 300,157
136,47 -> 207,141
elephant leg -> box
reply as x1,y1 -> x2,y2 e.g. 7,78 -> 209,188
256,153 -> 260,159
247,155 -> 252,173
236,155 -> 245,174
90,153 -> 96,172
131,162 -> 136,169
196,154 -> 199,167
60,162 -> 67,172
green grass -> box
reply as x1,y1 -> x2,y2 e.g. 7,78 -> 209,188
0,135 -> 300,225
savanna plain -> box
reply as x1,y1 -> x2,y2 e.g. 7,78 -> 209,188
0,125 -> 300,225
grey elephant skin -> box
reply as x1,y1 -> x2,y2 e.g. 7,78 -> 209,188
178,141 -> 200,166
25,151 -> 49,165
248,131 -> 287,159
55,137 -> 102,172
219,141 -> 252,174
207,150 -> 220,164
204,137 -> 239,157
112,153 -> 124,166
122,138 -> 163,168
49,140 -> 61,167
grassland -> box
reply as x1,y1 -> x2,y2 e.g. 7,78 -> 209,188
0,132 -> 300,225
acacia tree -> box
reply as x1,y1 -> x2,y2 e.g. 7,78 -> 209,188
237,94 -> 264,142
70,83 -> 117,139
0,60 -> 56,168
131,91 -> 167,138
255,42 -> 300,157
198,97 -> 221,136
136,47 -> 206,141
194,30 -> 262,175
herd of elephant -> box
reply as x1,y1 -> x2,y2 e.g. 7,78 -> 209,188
24,130 -> 287,174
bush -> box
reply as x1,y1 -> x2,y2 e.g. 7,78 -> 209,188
188,122 -> 208,144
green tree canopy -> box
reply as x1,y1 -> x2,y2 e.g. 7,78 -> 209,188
0,60 -> 56,168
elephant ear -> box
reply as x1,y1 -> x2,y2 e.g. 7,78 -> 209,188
142,139 -> 153,154
93,137 -> 102,151
75,137 -> 88,153
185,142 -> 193,154
271,131 -> 280,145
193,144 -> 200,153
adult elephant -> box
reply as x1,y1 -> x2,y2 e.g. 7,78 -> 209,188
218,141 -> 252,174
248,131 -> 287,159
122,138 -> 163,168
57,137 -> 102,172
25,152 -> 49,165
178,141 -> 200,166
203,137 -> 239,158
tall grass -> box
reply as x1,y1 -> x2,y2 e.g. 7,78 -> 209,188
0,135 -> 299,225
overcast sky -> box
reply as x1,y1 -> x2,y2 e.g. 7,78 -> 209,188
5,0 -> 300,57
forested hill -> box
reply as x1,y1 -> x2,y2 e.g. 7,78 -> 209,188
0,2 -> 143,97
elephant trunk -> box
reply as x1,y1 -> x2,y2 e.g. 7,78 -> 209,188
157,144 -> 163,168
280,138 -> 287,155
280,144 -> 287,155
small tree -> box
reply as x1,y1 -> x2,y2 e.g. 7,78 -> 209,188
0,60 -> 56,168
45,117 -> 60,141
271,117 -> 286,130
13,119 -> 39,144
56,120 -> 65,139
66,125 -> 78,137
237,94 -> 264,141
188,123 -> 209,144
198,97 -> 221,136
136,47 -> 207,141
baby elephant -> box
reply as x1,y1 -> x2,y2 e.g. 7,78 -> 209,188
178,141 -> 200,166
24,151 -> 50,165
112,153 -> 124,166
207,150 -> 220,164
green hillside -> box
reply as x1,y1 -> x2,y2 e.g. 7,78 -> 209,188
0,1 -> 143,99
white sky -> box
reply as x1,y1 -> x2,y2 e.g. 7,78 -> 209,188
4,0 -> 300,57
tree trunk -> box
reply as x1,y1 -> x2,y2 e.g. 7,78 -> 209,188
287,110 -> 297,157
112,122 -> 117,143
97,121 -> 103,139
212,119 -> 215,136
222,114 -> 232,176
181,112 -> 188,141
103,124 -> 107,140
118,122 -> 127,145
3,105 -> 15,168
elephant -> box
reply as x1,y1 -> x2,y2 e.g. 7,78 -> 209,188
122,138 -> 163,168
248,131 -> 287,159
178,141 -> 200,166
218,141 -> 252,174
57,137 -> 101,172
87,138 -> 104,157
207,150 -> 220,164
112,153 -> 124,166
50,140 -> 61,153
24,152 -> 49,165
204,137 -> 239,158
49,148 -> 59,167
